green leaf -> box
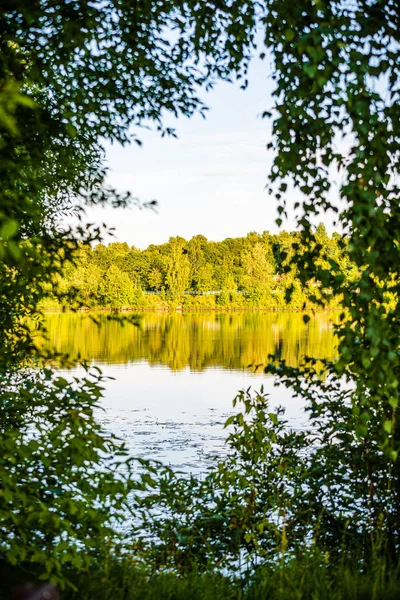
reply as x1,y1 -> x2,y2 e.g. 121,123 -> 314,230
268,412 -> 279,426
0,219 -> 19,240
285,29 -> 295,41
383,420 -> 392,434
303,63 -> 317,78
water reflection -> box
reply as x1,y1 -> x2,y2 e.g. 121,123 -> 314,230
42,311 -> 338,371
41,311 -> 339,472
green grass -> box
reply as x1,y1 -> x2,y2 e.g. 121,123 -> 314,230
58,558 -> 400,600
2,555 -> 400,600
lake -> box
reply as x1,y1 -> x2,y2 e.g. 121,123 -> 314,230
43,311 -> 338,474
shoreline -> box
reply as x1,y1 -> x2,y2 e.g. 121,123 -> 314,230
39,305 -> 343,314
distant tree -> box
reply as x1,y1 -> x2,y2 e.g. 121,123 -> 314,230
147,266 -> 164,292
92,244 -> 113,271
165,238 -> 191,302
99,265 -> 136,307
51,230 -> 347,307
195,264 -> 216,293
70,264 -> 102,306
187,235 -> 207,288
241,242 -> 276,288
221,274 -> 237,293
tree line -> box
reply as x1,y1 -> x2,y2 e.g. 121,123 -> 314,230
45,224 -> 355,309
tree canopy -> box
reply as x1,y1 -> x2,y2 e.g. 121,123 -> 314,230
0,0 -> 260,586
43,228 -> 353,309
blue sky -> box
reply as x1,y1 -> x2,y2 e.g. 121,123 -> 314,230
85,54 -> 337,249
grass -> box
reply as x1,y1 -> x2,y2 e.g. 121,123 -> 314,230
58,557 -> 400,600
2,554 -> 400,599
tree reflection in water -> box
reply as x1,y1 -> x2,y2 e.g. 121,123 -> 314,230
40,311 -> 338,372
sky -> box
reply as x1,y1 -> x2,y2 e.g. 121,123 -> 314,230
83,54 -> 337,250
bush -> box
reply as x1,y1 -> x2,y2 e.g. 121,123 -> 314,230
0,368 -> 134,588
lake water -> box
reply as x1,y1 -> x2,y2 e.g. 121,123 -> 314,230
43,311 -> 338,474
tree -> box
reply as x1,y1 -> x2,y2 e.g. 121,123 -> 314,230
147,266 -> 164,292
262,0 -> 400,562
195,264 -> 216,293
0,0 -> 259,586
186,235 -> 207,290
99,265 -> 136,307
241,242 -> 276,288
165,238 -> 191,302
43,230 -> 347,308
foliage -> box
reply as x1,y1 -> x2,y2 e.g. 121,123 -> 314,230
1,0 -> 400,594
164,238 -> 191,302
0,368 -> 135,588
0,0 -> 258,588
62,560 -> 400,600
259,0 -> 400,567
3,558 -> 399,600
98,265 -> 137,307
131,381 -> 400,573
42,229 -> 349,309
130,388 -> 300,575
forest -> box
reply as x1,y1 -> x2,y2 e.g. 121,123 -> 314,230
44,225 -> 353,309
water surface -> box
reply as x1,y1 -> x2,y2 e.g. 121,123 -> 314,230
44,312 -> 338,472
